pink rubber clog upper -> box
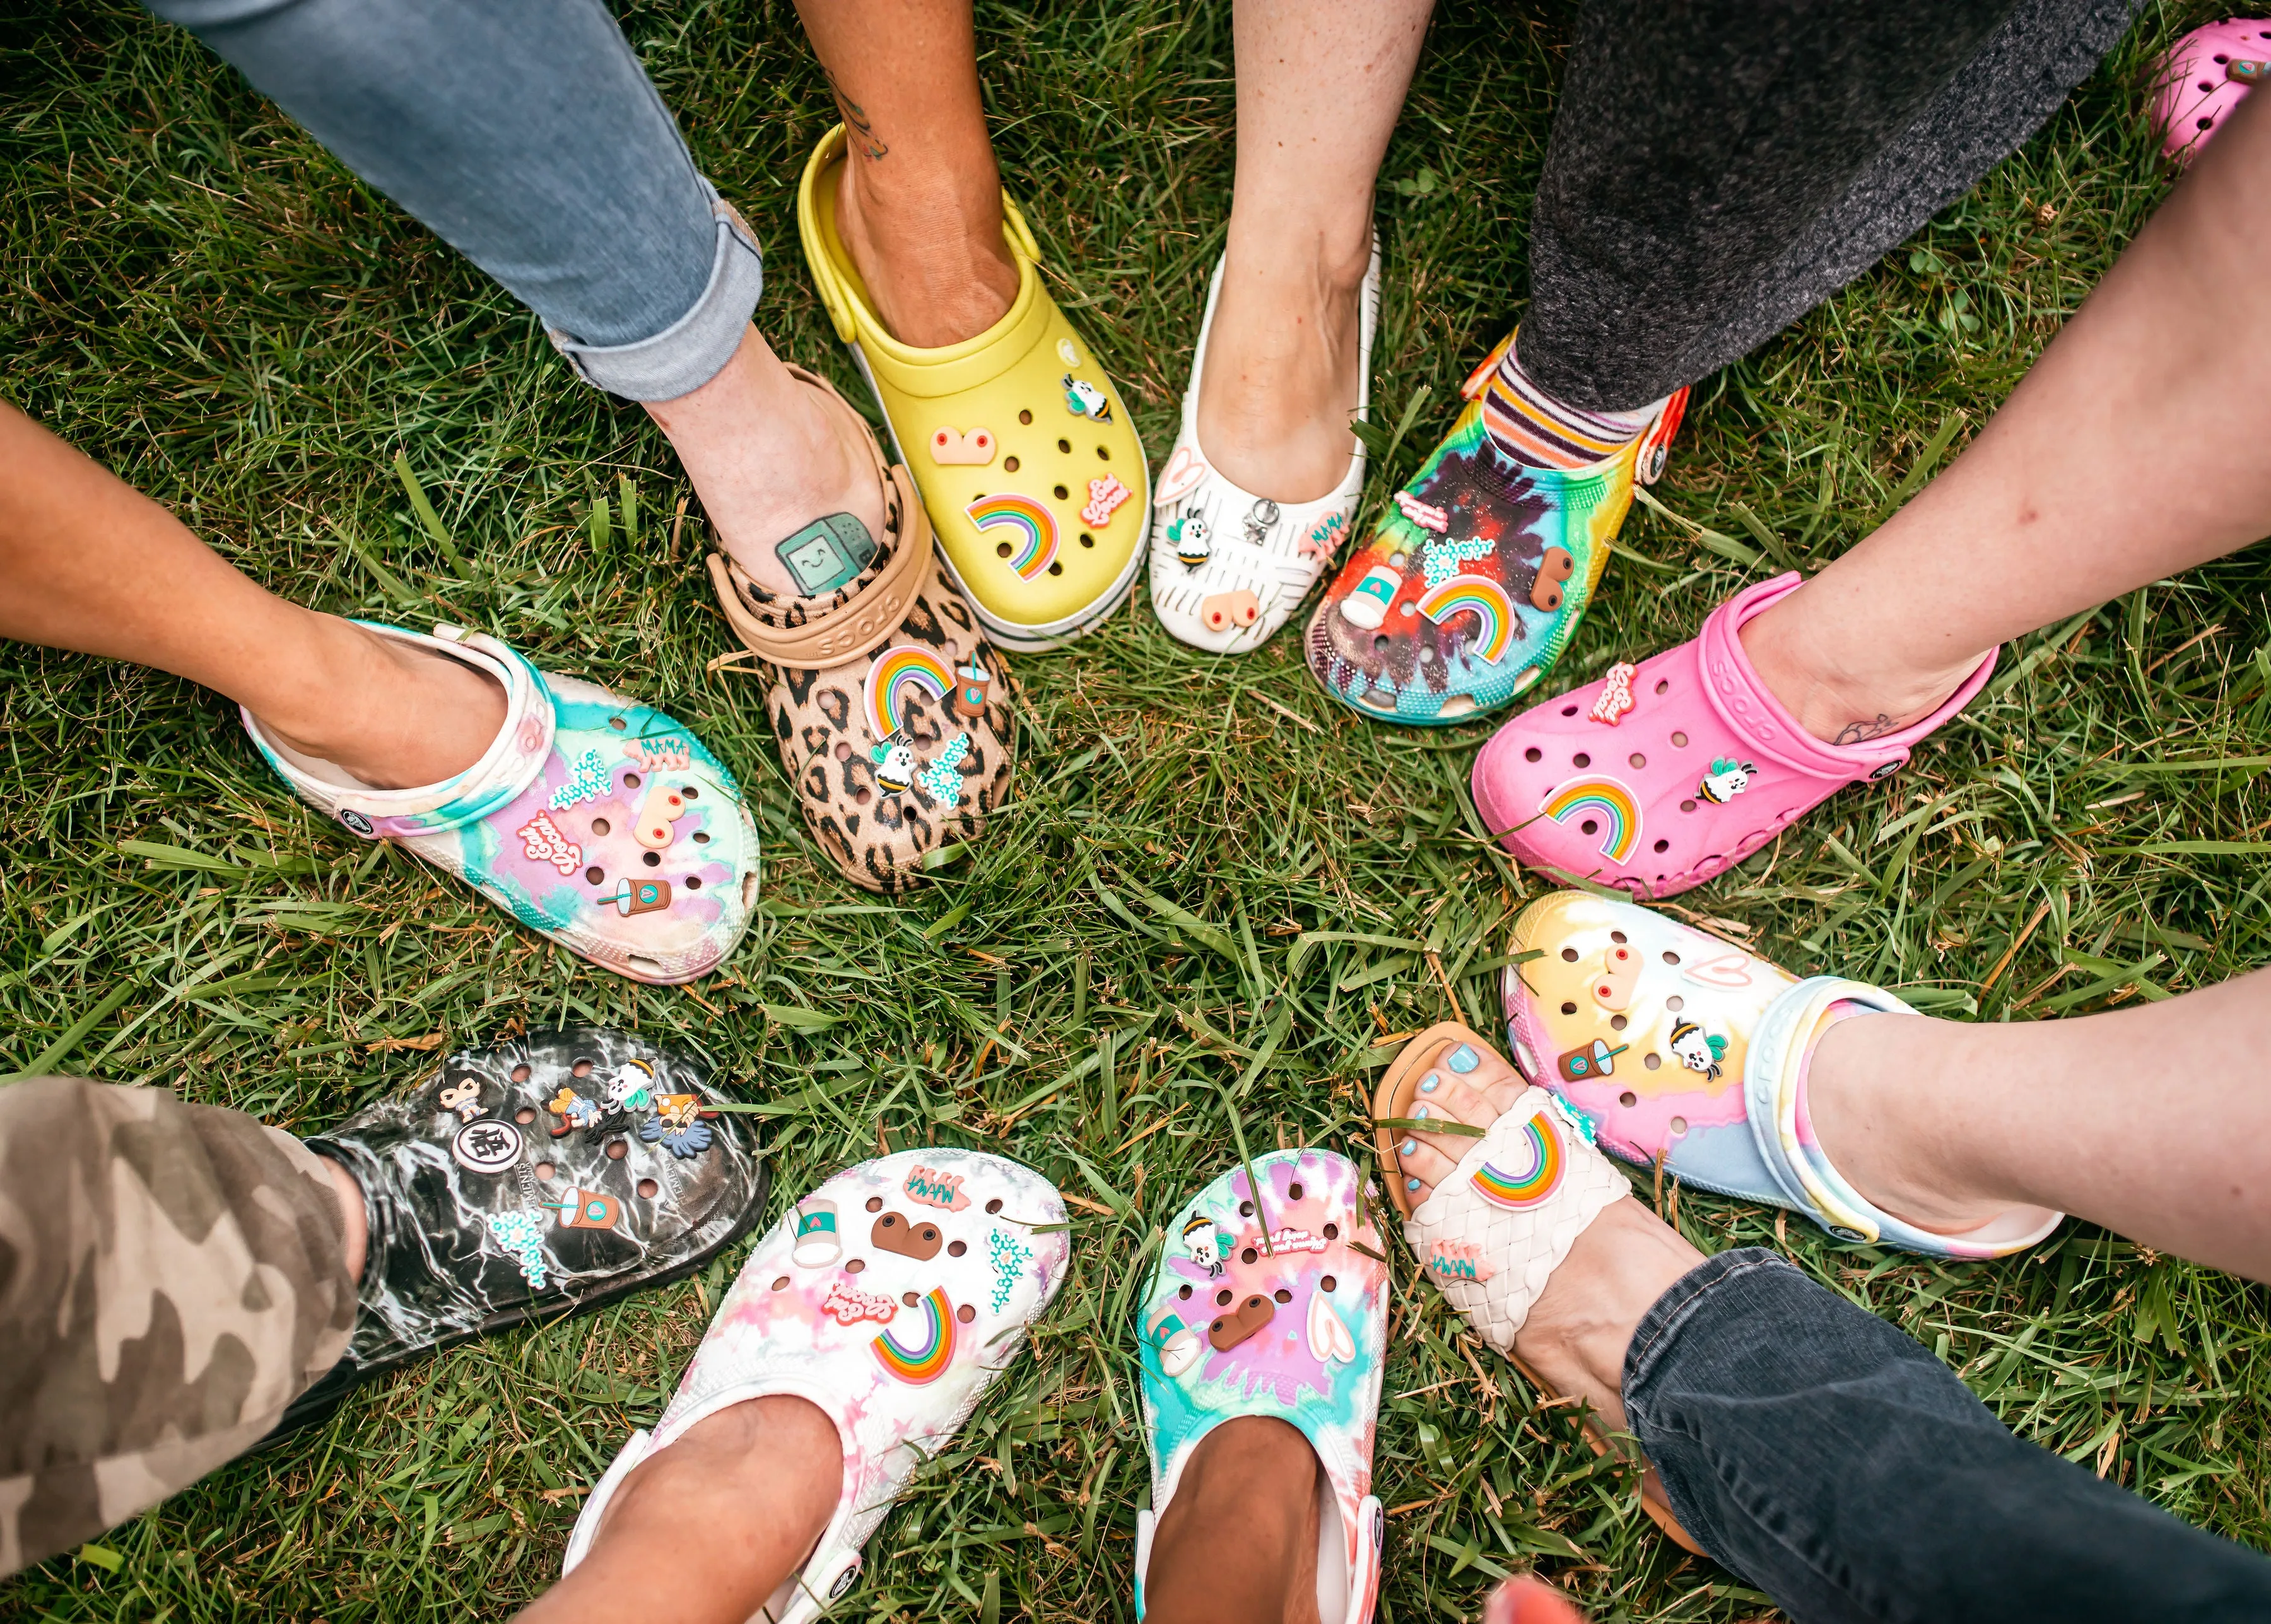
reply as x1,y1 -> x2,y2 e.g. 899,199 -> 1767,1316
1470,573 -> 1995,899
2154,18 -> 2271,161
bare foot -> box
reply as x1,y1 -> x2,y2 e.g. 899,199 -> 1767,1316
645,325 -> 890,595
1390,1043 -> 1701,1433
518,1394 -> 840,1624
318,1154 -> 368,1283
1737,583 -> 1980,748
259,620 -> 505,791
1145,1415 -> 1325,1624
833,151 -> 1017,350
1194,233 -> 1370,505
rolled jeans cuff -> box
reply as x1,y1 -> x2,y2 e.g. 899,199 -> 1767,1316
549,181 -> 763,403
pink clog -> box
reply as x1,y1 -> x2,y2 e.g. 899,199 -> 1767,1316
2152,18 -> 2271,162
1470,574 -> 1995,899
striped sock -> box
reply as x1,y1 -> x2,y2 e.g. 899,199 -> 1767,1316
1479,341 -> 1665,471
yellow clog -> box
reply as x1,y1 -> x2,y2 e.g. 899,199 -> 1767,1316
798,126 -> 1149,651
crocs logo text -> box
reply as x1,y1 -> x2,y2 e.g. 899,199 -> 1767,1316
903,1166 -> 971,1211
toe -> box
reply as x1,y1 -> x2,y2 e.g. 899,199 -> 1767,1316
1389,1036 -> 1534,1205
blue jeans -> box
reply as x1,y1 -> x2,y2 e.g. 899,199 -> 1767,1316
1628,1249 -> 2271,1622
143,0 -> 762,401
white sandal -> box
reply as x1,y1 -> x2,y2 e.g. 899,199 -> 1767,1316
1147,244 -> 1380,653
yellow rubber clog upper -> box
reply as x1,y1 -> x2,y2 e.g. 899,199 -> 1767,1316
797,126 -> 1149,646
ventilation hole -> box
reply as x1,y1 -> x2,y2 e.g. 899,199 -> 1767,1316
1238,1200 -> 1255,1217
772,1276 -> 790,1292
1274,1288 -> 1293,1304
1669,1116 -> 1688,1136
1053,484 -> 1069,499
679,785 -> 698,801
623,773 -> 640,790
638,1177 -> 659,1198
997,541 -> 1014,559
1047,561 -> 1064,575
986,1198 -> 1003,1215
846,1258 -> 866,1273
2204,79 -> 2219,90
686,876 -> 701,890
1654,679 -> 1670,696
1004,455 -> 1020,472
585,866 -> 605,885
1097,445 -> 1110,460
1322,1222 -> 1339,1239
1680,799 -> 1699,814
1057,439 -> 1071,454
1643,1053 -> 1662,1070
605,1138 -> 627,1160
515,1107 -> 536,1125
1078,532 -> 1095,548
534,1160 -> 555,1180
867,1196 -> 884,1212
957,1304 -> 977,1323
572,1060 -> 592,1078
1610,930 -> 1628,943
949,1239 -> 967,1257
855,789 -> 872,805
1560,1001 -> 1578,1015
1178,1283 -> 1193,1299
1524,747 -> 1542,762
834,742 -> 852,761
693,831 -> 710,845
1666,995 -> 1684,1012
1670,731 -> 1688,748
1288,1183 -> 1303,1200
1216,1288 -> 1234,1306
1663,950 -> 1682,966
2215,53 -> 2229,62
1610,1015 -> 1628,1032
1572,752 -> 1591,769
608,716 -> 627,730
1653,839 -> 1670,853
1322,1275 -> 1337,1291
642,851 -> 661,868
590,817 -> 611,836
2200,115 -> 2216,129
1241,1247 -> 1258,1265
511,1065 -> 532,1083
1373,634 -> 1391,655
1629,754 -> 1646,769
1618,1091 -> 1638,1108
1561,947 -> 1580,962
1561,704 -> 1579,717
903,1291 -> 920,1307
1580,819 -> 1599,836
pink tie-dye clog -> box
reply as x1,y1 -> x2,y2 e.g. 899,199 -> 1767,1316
562,1148 -> 1069,1623
1470,574 -> 1995,899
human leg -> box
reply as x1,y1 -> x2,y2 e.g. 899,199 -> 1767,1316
0,1077 -> 359,1579
142,0 -> 881,588
1126,1417 -> 1327,1624
1740,83 -> 2271,745
0,403 -> 503,792
1382,1036 -> 2271,1624
1196,0 -> 1432,504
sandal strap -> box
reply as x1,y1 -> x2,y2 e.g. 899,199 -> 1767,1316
703,366 -> 937,670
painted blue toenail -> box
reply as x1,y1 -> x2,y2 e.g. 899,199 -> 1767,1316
1399,1139 -> 1417,1157
1419,1073 -> 1440,1094
1412,1104 -> 1430,1119
1405,1176 -> 1421,1192
1447,1044 -> 1479,1073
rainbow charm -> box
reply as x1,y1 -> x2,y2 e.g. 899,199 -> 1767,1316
872,1286 -> 957,1384
1470,1112 -> 1563,1209
863,645 -> 954,741
966,493 -> 1058,581
1537,776 -> 1641,863
1416,575 -> 1515,663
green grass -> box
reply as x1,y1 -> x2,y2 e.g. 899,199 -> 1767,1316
6,0 -> 2270,1618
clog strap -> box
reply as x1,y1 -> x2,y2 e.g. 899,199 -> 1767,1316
1403,1088 -> 1628,1348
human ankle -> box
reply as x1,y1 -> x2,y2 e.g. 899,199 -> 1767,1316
257,621 -> 504,790
645,326 -> 888,597
319,1154 -> 367,1283
1510,1199 -> 1702,1435
836,155 -> 1016,349
1146,1417 -> 1323,1624
1800,1016 -> 2014,1235
1737,588 -> 1978,747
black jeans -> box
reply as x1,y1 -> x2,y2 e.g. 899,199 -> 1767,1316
1520,0 -> 2139,408
1625,1249 -> 2271,1623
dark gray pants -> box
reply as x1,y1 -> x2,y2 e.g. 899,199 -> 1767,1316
1520,0 -> 2139,409
1629,1250 -> 2271,1622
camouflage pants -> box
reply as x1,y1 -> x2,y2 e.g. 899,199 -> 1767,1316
0,1078 -> 356,1577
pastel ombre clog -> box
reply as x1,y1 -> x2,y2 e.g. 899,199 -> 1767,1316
798,126 -> 1150,652
244,623 -> 756,984
1503,891 -> 2061,1258
1470,573 -> 1995,899
1303,332 -> 1684,725
1136,1150 -> 1388,1624
564,1149 -> 1069,1623
1146,246 -> 1380,654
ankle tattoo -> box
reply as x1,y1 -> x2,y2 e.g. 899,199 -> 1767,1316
825,68 -> 887,161
1830,714 -> 1896,747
